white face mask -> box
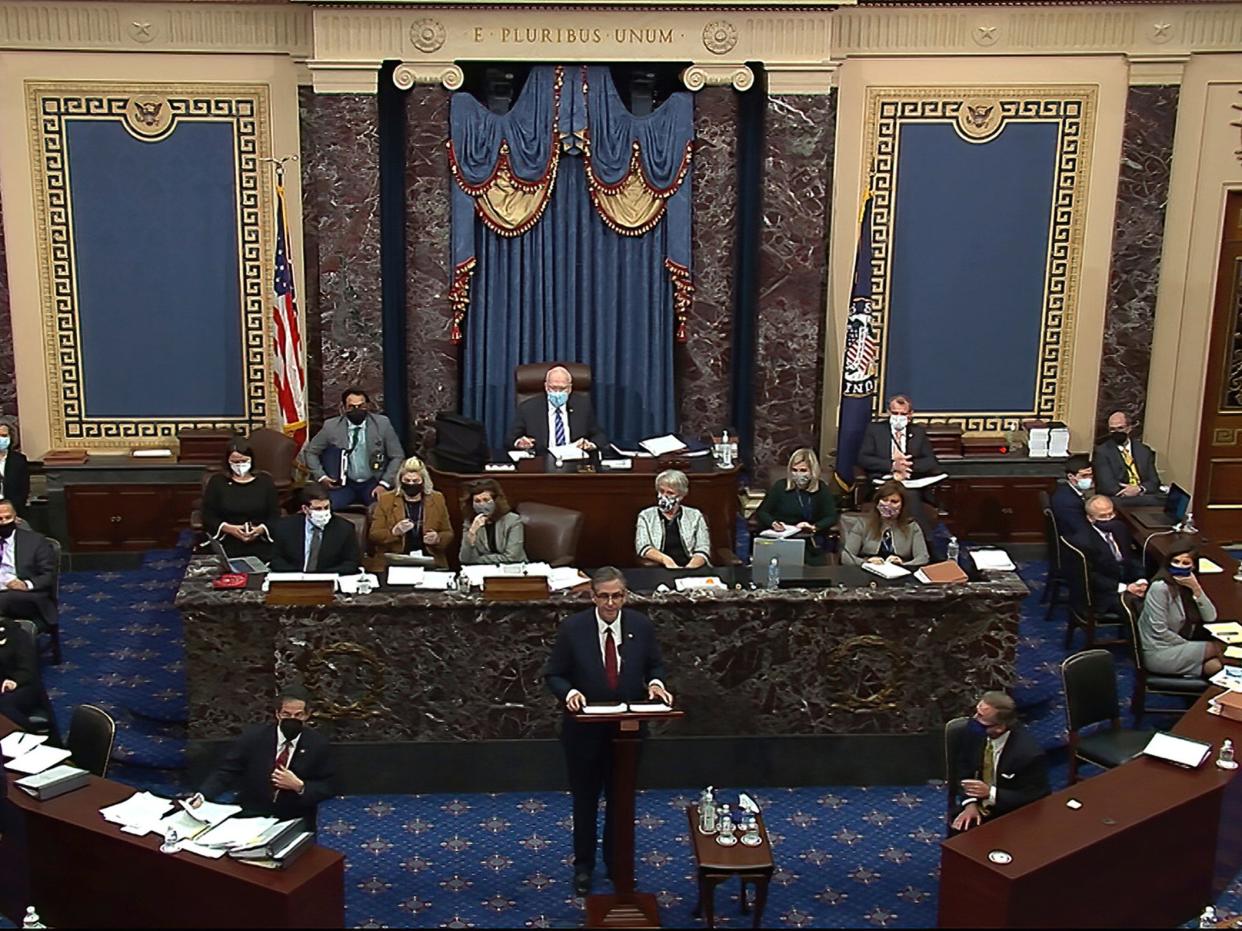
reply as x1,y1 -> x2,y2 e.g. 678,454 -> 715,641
890,414 -> 909,432
230,460 -> 252,477
0,436 -> 10,451
307,508 -> 331,529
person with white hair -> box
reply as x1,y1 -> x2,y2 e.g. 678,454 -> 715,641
507,365 -> 608,454
634,469 -> 711,569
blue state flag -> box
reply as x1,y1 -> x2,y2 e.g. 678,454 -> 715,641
834,190 -> 880,491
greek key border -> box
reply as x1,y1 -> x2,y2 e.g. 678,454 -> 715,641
26,82 -> 273,446
865,86 -> 1096,434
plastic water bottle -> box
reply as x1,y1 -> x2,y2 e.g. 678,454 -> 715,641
22,907 -> 44,929
1199,905 -> 1217,928
698,786 -> 717,834
1218,739 -> 1237,770
1183,510 -> 1199,534
946,536 -> 959,564
767,557 -> 780,590
716,803 -> 732,834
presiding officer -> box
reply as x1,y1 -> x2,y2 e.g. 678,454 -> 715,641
544,567 -> 673,897
302,388 -> 405,510
191,684 -> 335,830
508,365 -> 608,454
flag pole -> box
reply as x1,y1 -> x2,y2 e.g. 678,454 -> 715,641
263,155 -> 309,449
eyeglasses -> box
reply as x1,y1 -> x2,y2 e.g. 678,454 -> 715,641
593,592 -> 626,603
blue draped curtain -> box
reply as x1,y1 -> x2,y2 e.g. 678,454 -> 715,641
449,65 -> 693,449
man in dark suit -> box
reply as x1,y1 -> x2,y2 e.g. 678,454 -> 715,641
544,567 -> 673,897
0,419 -> 30,517
191,684 -> 335,830
1073,495 -> 1148,614
950,690 -> 1050,834
856,394 -> 940,484
1049,453 -> 1094,542
270,486 -> 361,574
1093,411 -> 1164,507
0,499 -> 57,632
508,365 -> 608,455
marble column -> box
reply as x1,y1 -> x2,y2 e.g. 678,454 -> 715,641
680,87 -> 738,440
1095,86 -> 1178,434
298,89 -> 384,428
0,186 -> 14,419
752,92 -> 836,485
405,86 -> 457,452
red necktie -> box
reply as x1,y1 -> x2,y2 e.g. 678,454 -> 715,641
604,628 -> 618,690
273,740 -> 293,801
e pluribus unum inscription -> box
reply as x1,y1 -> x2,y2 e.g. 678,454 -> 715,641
473,26 -> 678,46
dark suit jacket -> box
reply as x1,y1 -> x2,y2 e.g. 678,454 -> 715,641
0,452 -> 30,516
1049,481 -> 1089,541
0,619 -> 38,690
270,514 -> 361,575
507,395 -> 608,454
199,723 -> 335,829
1073,521 -> 1144,609
953,723 -> 1050,819
0,528 -> 58,628
857,421 -> 940,480
544,607 -> 666,749
1092,439 -> 1162,496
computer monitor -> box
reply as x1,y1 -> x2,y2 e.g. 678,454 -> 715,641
1164,483 -> 1191,522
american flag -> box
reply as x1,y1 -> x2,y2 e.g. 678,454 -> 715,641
271,182 -> 307,448
834,188 -> 879,491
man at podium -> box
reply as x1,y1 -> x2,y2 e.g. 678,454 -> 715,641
543,567 -> 673,897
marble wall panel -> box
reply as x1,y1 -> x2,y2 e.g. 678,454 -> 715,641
1096,86 -> 1178,436
753,92 -> 835,486
0,187 -> 14,419
680,87 -> 738,440
405,86 -> 457,453
299,90 -> 383,427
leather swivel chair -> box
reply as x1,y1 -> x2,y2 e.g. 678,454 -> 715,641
515,501 -> 584,568
1121,592 -> 1208,726
1060,648 -> 1153,783
248,428 -> 299,493
67,703 -> 117,778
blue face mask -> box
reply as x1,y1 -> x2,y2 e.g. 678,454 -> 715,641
1168,565 -> 1194,577
547,390 -> 568,408
0,437 -> 9,451
966,718 -> 988,739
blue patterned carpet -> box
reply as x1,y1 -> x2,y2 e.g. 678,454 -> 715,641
29,540 -> 1242,927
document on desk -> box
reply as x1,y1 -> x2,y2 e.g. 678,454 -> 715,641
460,562 -> 553,586
548,442 -> 588,461
336,573 -> 380,594
860,561 -> 912,580
758,526 -> 802,540
1226,646 -> 1242,661
178,797 -> 242,826
508,450 -> 535,462
158,809 -> 214,841
1206,622 -> 1242,644
386,566 -> 425,586
627,703 -> 673,714
195,816 -> 279,849
1210,666 -> 1242,691
969,549 -> 1017,572
674,576 -> 729,592
639,434 -> 687,457
415,571 -> 456,590
1143,732 -> 1211,769
0,730 -> 48,759
548,567 -> 588,591
870,473 -> 948,489
5,743 -> 72,775
1198,558 -> 1225,574
610,444 -> 652,459
267,572 -> 338,583
600,459 -> 633,470
100,791 -> 175,832
581,703 -> 627,715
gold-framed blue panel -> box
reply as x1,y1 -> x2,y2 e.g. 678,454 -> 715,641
864,87 -> 1096,433
26,82 -> 273,447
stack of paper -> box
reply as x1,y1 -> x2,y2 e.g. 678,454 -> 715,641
100,791 -> 175,834
195,816 -> 280,850
609,444 -> 650,459
460,563 -> 553,586
417,571 -> 457,591
639,434 -> 687,457
4,743 -> 72,775
549,443 -> 588,461
0,731 -> 48,759
581,703 -> 627,715
180,797 -> 242,827
1027,426 -> 1050,458
1210,666 -> 1242,691
507,450 -> 535,462
336,573 -> 380,594
970,549 -> 1017,572
548,567 -> 588,591
387,566 -> 425,586
1048,425 -> 1071,458
860,561 -> 911,579
758,526 -> 802,540
628,703 -> 673,713
674,576 -> 729,592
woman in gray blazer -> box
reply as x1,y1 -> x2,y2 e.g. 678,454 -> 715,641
459,479 -> 527,565
635,469 -> 711,568
1138,543 -> 1222,677
841,479 -> 929,567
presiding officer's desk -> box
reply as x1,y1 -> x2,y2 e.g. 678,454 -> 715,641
0,715 -> 346,928
178,560 -> 1029,767
428,455 -> 741,567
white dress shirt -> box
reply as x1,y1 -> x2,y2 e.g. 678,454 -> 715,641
0,532 -> 30,589
275,729 -> 302,761
563,609 -> 663,705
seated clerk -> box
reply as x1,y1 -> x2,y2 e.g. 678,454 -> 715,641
949,691 -> 1050,834
369,456 -> 454,568
507,365 -> 608,455
839,480 -> 929,568
635,469 -> 712,569
0,498 -> 58,633
1092,410 -> 1165,507
458,479 -> 527,565
202,439 -> 280,561
754,448 -> 838,565
1050,453 -> 1095,541
190,685 -> 335,831
1073,495 -> 1148,615
270,485 -> 361,575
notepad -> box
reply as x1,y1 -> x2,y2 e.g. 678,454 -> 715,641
861,561 -> 911,580
1143,732 -> 1211,769
758,526 -> 802,540
0,731 -> 48,759
581,703 -> 627,715
507,450 -> 535,462
336,573 -> 380,594
970,549 -> 1017,572
1207,622 -> 1242,644
639,434 -> 687,457
627,703 -> 673,714
4,743 -> 72,775
549,443 -> 588,461
674,576 -> 729,592
1225,646 -> 1242,660
386,566 -> 425,586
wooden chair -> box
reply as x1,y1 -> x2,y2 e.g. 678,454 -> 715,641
1060,536 -> 1127,650
1120,592 -> 1208,726
1060,649 -> 1153,783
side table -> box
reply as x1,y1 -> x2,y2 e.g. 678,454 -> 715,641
686,805 -> 774,929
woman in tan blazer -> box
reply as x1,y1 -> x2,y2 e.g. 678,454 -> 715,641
369,456 -> 454,567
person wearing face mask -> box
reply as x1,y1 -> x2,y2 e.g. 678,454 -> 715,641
270,485 -> 361,574
1137,542 -> 1222,677
1073,495 -> 1148,614
508,365 -> 609,455
857,394 -> 940,485
840,480 -> 930,568
0,418 -> 30,518
635,469 -> 712,569
459,479 -> 527,565
949,691 -> 1050,834
189,685 -> 335,831
301,388 -> 405,510
1050,453 -> 1095,540
0,498 -> 58,632
370,456 -> 454,568
202,439 -> 280,561
755,448 -> 838,564
1092,410 -> 1165,507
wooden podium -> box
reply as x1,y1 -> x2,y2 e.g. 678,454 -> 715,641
571,706 -> 686,929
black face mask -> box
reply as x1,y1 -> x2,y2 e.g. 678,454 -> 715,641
1110,431 -> 1129,445
0,522 -> 14,540
401,482 -> 422,497
1091,517 -> 1123,533
278,718 -> 305,740
345,409 -> 367,426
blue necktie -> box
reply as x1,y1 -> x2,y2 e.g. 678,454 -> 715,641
554,407 -> 567,446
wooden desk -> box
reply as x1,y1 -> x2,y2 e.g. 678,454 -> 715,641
687,805 -> 774,929
0,719 -> 345,928
937,690 -> 1242,928
429,456 -> 740,568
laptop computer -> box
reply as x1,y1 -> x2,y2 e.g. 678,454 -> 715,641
752,538 -> 806,584
208,538 -> 268,575
1132,482 -> 1191,530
